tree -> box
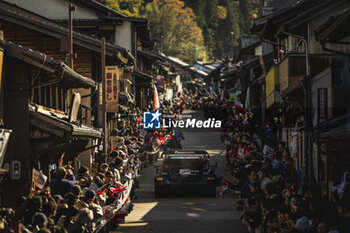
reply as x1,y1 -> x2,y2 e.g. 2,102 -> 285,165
183,0 -> 242,60
103,0 -> 262,61
104,0 -> 144,17
239,0 -> 254,36
144,0 -> 206,63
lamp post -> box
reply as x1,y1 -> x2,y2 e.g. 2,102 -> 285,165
295,39 -> 309,76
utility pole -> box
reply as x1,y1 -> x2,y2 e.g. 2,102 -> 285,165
68,4 -> 76,69
68,4 -> 76,104
101,37 -> 107,162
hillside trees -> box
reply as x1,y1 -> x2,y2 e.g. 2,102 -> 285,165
104,0 -> 145,17
144,0 -> 206,63
104,0 -> 262,61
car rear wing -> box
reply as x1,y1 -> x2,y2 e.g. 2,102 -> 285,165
161,150 -> 210,159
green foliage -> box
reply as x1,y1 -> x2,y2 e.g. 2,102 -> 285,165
184,0 -> 263,60
183,0 -> 244,60
144,0 -> 206,63
217,6 -> 228,20
239,0 -> 253,36
103,0 -> 263,61
104,0 -> 144,17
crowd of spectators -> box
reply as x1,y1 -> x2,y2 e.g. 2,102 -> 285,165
0,112 -> 153,233
203,97 -> 350,233
3,93 -> 350,233
0,98 -> 188,233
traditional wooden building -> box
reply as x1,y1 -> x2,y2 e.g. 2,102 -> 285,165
0,38 -> 103,206
251,0 -> 350,192
0,1 -> 135,205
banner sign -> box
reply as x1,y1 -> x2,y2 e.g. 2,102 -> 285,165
95,179 -> 133,233
229,92 -> 236,102
165,88 -> 173,100
33,169 -> 48,190
0,129 -> 11,168
154,85 -> 160,110
105,66 -> 119,112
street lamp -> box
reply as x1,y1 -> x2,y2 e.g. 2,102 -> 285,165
294,37 -> 312,184
295,38 -> 309,76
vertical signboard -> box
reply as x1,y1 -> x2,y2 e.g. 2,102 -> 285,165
105,66 -> 119,112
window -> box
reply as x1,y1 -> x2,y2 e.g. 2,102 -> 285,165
32,83 -> 66,111
318,88 -> 328,122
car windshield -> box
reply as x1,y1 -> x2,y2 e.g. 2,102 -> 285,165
165,156 -> 205,169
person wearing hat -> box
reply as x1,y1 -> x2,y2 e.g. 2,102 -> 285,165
295,216 -> 311,232
32,212 -> 48,230
75,189 -> 103,230
110,158 -> 123,182
99,163 -> 109,174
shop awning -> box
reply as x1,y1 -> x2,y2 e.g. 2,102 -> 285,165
119,92 -> 135,106
133,71 -> 154,81
319,120 -> 350,142
72,125 -> 102,139
282,80 -> 304,97
1,40 -> 95,89
315,8 -> 350,43
29,106 -> 102,139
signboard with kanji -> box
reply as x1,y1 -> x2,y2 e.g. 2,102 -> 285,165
105,66 -> 119,112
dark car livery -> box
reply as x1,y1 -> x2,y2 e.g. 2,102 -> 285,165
154,150 -> 217,197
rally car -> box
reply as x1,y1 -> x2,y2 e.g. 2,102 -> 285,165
154,150 -> 217,197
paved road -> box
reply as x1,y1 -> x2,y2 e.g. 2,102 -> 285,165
116,110 -> 247,233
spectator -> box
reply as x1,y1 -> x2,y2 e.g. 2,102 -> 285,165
50,167 -> 76,196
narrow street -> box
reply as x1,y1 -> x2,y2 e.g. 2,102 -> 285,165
2,1 -> 350,233
116,110 -> 247,233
